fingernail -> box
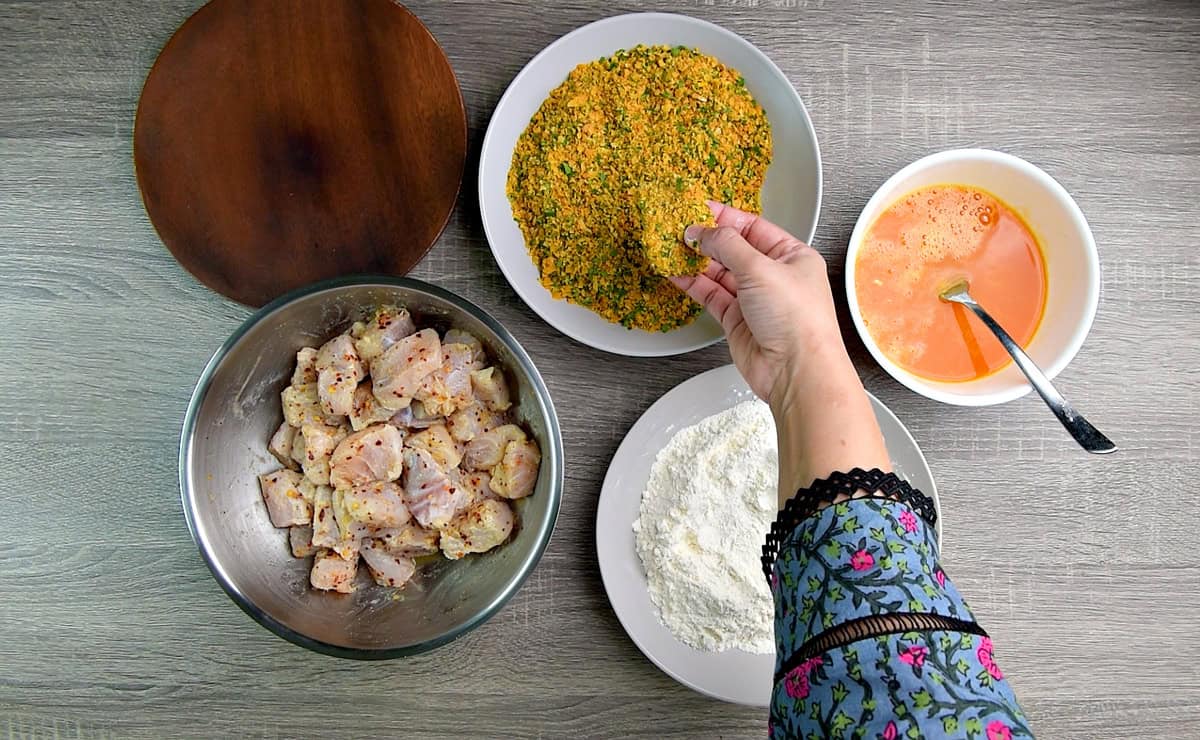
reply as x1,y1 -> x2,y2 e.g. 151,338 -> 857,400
683,224 -> 703,247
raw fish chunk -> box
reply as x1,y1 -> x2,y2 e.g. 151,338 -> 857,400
389,399 -> 444,430
416,343 -> 479,416
406,423 -> 463,470
269,422 -> 297,469
258,469 -> 313,527
352,306 -> 416,367
440,499 -> 515,560
329,423 -> 405,489
470,367 -> 512,412
463,424 -> 527,471
281,383 -> 328,427
311,485 -> 339,548
348,382 -> 394,431
402,446 -> 468,529
377,521 -> 441,556
372,329 -> 442,411
299,422 -> 348,486
361,539 -> 417,588
446,403 -> 501,443
310,550 -> 358,593
341,480 -> 412,529
292,347 -> 319,385
489,439 -> 541,500
290,525 -> 317,557
315,334 -> 365,417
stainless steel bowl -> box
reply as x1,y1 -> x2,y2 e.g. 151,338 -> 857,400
180,276 -> 563,658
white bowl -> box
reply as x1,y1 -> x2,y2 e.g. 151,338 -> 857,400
479,12 -> 821,357
845,149 -> 1099,406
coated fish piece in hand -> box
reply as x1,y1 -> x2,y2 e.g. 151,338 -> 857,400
351,306 -> 416,368
360,539 -> 417,588
372,329 -> 442,411
315,334 -> 365,417
259,469 -> 313,527
299,421 -> 349,486
310,549 -> 358,593
440,499 -> 515,560
634,180 -> 713,277
341,480 -> 412,529
402,446 -> 469,529
329,423 -> 405,489
349,382 -> 395,431
469,367 -> 512,412
463,424 -> 528,471
407,423 -> 464,470
377,521 -> 441,556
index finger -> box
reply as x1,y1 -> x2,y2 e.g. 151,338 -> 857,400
707,201 -> 806,259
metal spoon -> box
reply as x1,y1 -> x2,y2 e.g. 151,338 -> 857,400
938,278 -> 1116,454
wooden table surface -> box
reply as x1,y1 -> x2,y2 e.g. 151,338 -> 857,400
2,1 -> 1197,737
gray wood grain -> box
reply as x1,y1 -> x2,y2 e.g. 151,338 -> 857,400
2,0 -> 1198,737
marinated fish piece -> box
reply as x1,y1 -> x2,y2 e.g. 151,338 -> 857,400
415,343 -> 478,416
453,469 -> 495,506
470,367 -> 512,412
361,539 -> 417,588
440,499 -> 515,560
371,329 -> 442,410
315,334 -> 365,417
330,489 -> 365,559
463,424 -> 527,471
258,469 -> 313,527
341,481 -> 412,529
489,439 -> 541,500
289,525 -> 317,557
377,521 -> 441,557
311,485 -> 339,548
292,347 -> 319,385
348,382 -> 394,431
310,549 -> 358,593
443,329 -> 487,366
299,421 -> 348,486
446,403 -> 501,443
352,306 -> 416,367
329,423 -> 405,489
402,446 -> 468,529
406,423 -> 463,470
268,421 -> 297,469
281,383 -> 328,427
297,478 -> 318,504
389,399 -> 443,430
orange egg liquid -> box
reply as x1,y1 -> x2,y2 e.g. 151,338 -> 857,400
855,185 -> 1047,382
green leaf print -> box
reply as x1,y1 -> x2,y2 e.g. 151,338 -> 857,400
906,726 -> 921,739
939,634 -> 953,650
833,502 -> 850,517
943,716 -> 960,733
965,717 -> 983,736
807,576 -> 821,593
955,658 -> 971,675
829,585 -> 845,602
831,711 -> 854,734
888,541 -> 906,554
822,540 -> 842,559
912,689 -> 932,709
841,516 -> 861,534
870,526 -> 887,542
831,682 -> 849,702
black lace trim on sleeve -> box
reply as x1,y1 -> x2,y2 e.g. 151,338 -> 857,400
774,612 -> 986,683
761,467 -> 937,581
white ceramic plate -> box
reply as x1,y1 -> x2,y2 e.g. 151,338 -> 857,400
596,364 -> 940,706
478,13 -> 822,357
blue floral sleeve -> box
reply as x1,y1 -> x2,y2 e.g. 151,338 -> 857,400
768,497 -> 1034,739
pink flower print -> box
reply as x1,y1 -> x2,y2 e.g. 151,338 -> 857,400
935,569 -> 946,588
850,549 -> 875,571
898,645 -> 928,668
770,570 -> 779,591
783,657 -> 823,699
881,720 -> 898,740
977,636 -> 1004,679
899,509 -> 918,533
986,721 -> 1012,740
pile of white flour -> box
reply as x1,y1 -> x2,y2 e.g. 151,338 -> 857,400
632,399 -> 777,654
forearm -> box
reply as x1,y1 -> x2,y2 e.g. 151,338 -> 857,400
769,339 -> 890,506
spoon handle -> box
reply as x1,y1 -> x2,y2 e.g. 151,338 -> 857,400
953,297 -> 1117,454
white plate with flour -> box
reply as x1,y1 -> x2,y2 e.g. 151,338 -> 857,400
596,364 -> 940,707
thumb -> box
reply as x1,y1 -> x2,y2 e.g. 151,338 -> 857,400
684,224 -> 770,277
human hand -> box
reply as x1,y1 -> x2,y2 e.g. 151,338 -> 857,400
671,203 -> 842,404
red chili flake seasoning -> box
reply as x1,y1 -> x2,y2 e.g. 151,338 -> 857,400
374,440 -> 382,446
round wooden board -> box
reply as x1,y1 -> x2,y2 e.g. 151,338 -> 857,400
134,0 -> 467,307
